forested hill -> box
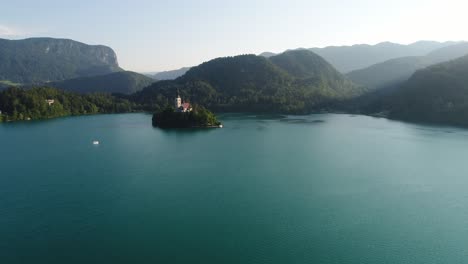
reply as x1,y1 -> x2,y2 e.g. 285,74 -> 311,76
132,51 -> 364,113
0,38 -> 122,84
269,50 -> 341,79
381,54 -> 468,126
269,50 -> 360,99
50,71 -> 155,95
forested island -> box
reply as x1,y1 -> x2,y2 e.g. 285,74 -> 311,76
152,106 -> 221,128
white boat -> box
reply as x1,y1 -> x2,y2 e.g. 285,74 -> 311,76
93,140 -> 100,145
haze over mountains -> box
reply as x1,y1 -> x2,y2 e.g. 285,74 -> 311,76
156,41 -> 463,81
310,41 -> 461,73
347,43 -> 468,90
260,41 -> 461,73
374,54 -> 468,126
147,67 -> 191,80
2,37 -> 468,126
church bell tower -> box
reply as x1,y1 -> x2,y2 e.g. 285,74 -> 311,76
175,90 -> 182,109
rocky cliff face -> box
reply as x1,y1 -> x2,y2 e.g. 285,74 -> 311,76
0,37 -> 122,83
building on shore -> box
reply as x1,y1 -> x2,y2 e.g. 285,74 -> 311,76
45,99 -> 55,106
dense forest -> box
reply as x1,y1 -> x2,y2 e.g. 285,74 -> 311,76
383,54 -> 468,126
0,87 -> 134,122
338,54 -> 468,126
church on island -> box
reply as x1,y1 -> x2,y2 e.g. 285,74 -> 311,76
174,90 -> 192,113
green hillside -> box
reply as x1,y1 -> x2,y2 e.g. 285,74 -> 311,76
269,50 -> 341,79
269,50 -> 358,97
132,51 -> 363,113
384,55 -> 468,126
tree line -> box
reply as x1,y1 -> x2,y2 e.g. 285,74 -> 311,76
0,87 -> 134,122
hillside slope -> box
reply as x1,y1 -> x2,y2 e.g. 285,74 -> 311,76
384,54 -> 468,126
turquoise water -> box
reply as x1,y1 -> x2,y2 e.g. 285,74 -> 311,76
2,113 -> 468,263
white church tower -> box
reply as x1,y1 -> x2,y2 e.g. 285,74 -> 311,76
175,90 -> 182,109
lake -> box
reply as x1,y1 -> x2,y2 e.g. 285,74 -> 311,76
1,113 -> 468,263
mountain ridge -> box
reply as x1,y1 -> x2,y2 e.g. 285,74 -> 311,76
346,43 -> 468,90
259,41 -> 463,73
0,37 -> 122,84
148,67 -> 191,80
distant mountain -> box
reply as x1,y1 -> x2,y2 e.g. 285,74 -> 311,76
0,37 -> 122,84
150,67 -> 191,80
257,41 -> 460,73
50,71 -> 155,94
132,51 -> 363,113
425,42 -> 468,62
259,52 -> 276,58
346,43 -> 468,90
310,41 -> 460,73
382,54 -> 468,126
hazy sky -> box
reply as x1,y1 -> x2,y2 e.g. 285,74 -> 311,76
1,0 -> 467,72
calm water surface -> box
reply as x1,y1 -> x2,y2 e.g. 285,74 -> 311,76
2,113 -> 468,263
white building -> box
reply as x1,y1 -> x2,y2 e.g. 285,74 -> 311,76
45,99 -> 55,106
175,90 -> 192,112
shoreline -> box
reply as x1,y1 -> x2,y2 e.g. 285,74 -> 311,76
3,111 -> 468,130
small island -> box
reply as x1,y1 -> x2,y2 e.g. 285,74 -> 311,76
152,91 -> 222,128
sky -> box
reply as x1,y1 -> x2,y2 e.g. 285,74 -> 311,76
1,0 -> 468,72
